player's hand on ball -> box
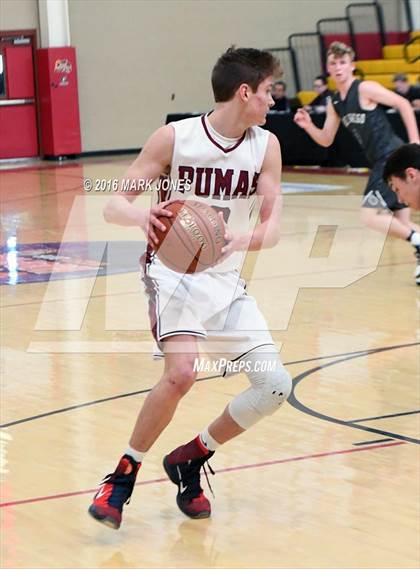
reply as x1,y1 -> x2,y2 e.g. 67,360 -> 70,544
140,201 -> 173,245
294,108 -> 312,129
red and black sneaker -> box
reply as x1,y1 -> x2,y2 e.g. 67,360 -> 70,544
163,439 -> 215,519
88,454 -> 140,529
414,245 -> 420,286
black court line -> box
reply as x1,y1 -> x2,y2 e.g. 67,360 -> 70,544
286,342 -> 418,366
353,438 -> 394,446
348,409 -> 420,424
1,341 -> 418,429
288,342 -> 420,445
0,374 -> 220,428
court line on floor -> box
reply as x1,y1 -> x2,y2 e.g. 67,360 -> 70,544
0,156 -> 135,175
0,440 -> 404,508
283,166 -> 369,177
349,409 -> 420,423
1,341 -> 417,429
0,183 -> 85,204
288,342 -> 420,445
353,438 -> 394,446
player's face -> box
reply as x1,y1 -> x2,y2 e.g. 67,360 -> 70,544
247,77 -> 275,125
314,80 -> 326,92
327,54 -> 355,83
272,84 -> 285,99
393,80 -> 409,95
389,170 -> 420,210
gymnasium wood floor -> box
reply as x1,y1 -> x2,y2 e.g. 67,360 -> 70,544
1,157 -> 419,569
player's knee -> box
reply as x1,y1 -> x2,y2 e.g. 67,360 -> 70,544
229,368 -> 292,429
360,207 -> 375,224
164,363 -> 197,396
257,369 -> 292,416
245,347 -> 292,409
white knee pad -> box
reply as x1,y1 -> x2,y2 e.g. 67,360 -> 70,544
228,346 -> 292,429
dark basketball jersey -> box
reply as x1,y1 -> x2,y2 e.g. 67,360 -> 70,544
332,79 -> 402,164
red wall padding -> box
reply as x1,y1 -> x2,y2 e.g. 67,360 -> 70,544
0,105 -> 38,158
323,32 -> 411,61
37,47 -> 81,156
4,45 -> 35,99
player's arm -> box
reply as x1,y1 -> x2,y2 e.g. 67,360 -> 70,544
220,133 -> 282,258
103,125 -> 174,244
360,81 -> 420,143
293,99 -> 340,147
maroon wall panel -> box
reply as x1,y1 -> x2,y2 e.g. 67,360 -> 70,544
4,45 -> 35,98
0,105 -> 38,158
37,47 -> 81,156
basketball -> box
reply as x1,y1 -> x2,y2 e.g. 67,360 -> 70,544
153,200 -> 225,273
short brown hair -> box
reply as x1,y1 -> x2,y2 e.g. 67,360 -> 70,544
211,47 -> 282,102
327,41 -> 355,61
383,143 -> 420,182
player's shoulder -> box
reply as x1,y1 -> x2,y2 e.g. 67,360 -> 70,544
144,123 -> 174,152
247,124 -> 270,141
168,114 -> 203,132
359,79 -> 387,94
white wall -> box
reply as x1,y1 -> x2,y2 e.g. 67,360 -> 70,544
0,0 -> 39,32
68,0 -> 351,152
7,0 -> 402,152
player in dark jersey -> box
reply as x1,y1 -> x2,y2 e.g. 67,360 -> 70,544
384,143 -> 420,211
294,42 -> 420,285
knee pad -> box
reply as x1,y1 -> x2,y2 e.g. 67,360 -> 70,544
228,346 -> 292,429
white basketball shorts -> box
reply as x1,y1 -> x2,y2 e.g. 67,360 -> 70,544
141,253 -> 275,360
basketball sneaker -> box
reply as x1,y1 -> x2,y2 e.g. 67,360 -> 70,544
163,440 -> 214,519
414,246 -> 420,286
88,454 -> 141,529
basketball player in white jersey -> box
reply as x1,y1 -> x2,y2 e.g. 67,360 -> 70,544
88,47 -> 292,528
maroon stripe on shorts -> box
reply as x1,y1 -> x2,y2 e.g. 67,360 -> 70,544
140,247 -> 159,342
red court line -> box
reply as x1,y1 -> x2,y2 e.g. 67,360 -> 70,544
0,441 -> 404,508
0,157 -> 134,175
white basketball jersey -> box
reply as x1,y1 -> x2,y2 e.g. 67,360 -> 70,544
157,114 -> 269,273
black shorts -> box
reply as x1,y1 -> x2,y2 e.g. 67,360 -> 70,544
362,159 -> 407,211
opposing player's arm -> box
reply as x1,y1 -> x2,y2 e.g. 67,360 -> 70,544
293,100 -> 340,147
360,81 -> 420,143
103,125 -> 174,243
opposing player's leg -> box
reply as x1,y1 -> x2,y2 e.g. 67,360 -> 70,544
361,206 -> 411,238
361,167 -> 410,238
88,335 -> 199,529
393,208 -> 420,285
361,165 -> 420,284
394,207 -> 420,233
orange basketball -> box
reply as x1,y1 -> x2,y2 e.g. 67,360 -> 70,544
153,200 -> 225,273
